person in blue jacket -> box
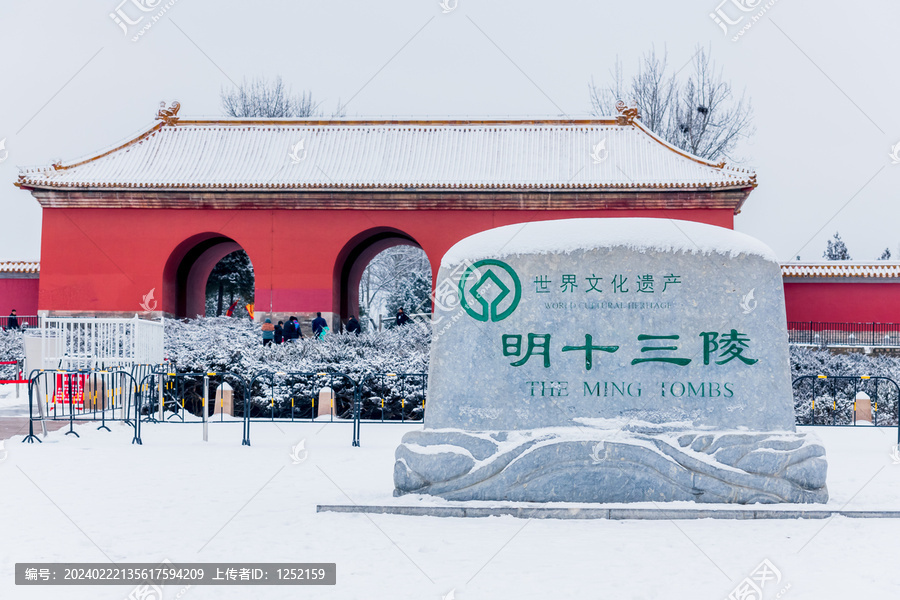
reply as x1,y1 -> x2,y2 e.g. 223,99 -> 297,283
311,312 -> 328,339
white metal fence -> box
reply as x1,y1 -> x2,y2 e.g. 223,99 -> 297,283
36,316 -> 164,370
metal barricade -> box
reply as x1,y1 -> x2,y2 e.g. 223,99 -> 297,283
357,373 -> 427,423
22,368 -> 142,444
244,371 -> 359,447
19,367 -> 430,449
792,375 -> 900,443
138,370 -> 249,444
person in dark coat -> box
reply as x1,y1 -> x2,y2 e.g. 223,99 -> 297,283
311,312 -> 328,339
285,316 -> 303,341
346,315 -> 361,336
284,317 -> 296,341
274,321 -> 284,344
395,307 -> 410,327
7,309 -> 18,331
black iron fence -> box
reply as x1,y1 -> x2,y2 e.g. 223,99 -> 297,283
792,375 -> 900,442
788,322 -> 900,347
0,315 -> 39,330
247,371 -> 357,421
357,373 -> 427,423
242,371 -> 427,447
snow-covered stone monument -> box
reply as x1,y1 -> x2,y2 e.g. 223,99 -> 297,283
394,218 -> 828,504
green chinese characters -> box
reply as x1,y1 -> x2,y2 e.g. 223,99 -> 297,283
502,330 -> 759,369
533,273 -> 682,294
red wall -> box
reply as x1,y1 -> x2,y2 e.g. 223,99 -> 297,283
783,281 -> 900,323
37,207 -> 735,317
0,278 -> 39,317
35,204 -> 900,324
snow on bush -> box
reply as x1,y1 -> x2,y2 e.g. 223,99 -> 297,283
0,330 -> 24,380
0,330 -> 24,362
163,317 -> 430,419
164,317 -> 429,375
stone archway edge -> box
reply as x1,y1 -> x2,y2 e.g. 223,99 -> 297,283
316,505 -> 900,520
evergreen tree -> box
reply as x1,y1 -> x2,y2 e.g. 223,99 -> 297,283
878,247 -> 892,260
823,232 -> 851,261
206,251 -> 255,316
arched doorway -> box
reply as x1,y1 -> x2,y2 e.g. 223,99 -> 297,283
333,227 -> 434,328
163,233 -> 254,319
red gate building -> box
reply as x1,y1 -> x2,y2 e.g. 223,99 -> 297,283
16,102 -> 758,329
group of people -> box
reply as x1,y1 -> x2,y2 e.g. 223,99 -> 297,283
260,312 -> 363,346
259,308 -> 411,345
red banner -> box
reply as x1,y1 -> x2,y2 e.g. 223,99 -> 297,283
53,374 -> 85,409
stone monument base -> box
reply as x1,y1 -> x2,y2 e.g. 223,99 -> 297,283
394,424 -> 828,504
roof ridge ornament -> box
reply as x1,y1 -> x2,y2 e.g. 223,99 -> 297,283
156,100 -> 181,126
615,100 -> 640,125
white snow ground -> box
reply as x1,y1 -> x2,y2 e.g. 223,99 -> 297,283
0,383 -> 28,416
1,418 -> 899,600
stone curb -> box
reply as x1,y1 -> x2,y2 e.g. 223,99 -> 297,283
316,505 -> 900,520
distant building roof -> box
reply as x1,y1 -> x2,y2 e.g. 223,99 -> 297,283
16,102 -> 756,200
0,261 -> 39,274
782,262 -> 900,279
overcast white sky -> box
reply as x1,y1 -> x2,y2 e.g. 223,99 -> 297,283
1,0 -> 897,262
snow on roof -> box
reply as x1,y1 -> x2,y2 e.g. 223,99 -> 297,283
781,262 -> 900,279
441,218 -> 778,267
16,103 -> 756,193
0,261 -> 39,274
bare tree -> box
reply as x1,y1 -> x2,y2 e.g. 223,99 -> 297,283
590,49 -> 677,140
359,246 -> 432,329
221,76 -> 321,118
589,46 -> 754,162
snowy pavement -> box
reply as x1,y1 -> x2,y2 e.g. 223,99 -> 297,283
1,418 -> 899,599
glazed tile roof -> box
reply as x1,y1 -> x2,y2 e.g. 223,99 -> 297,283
781,262 -> 900,279
0,261 -> 39,274
16,103 -> 756,192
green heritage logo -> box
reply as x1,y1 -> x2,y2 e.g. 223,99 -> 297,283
458,259 -> 522,322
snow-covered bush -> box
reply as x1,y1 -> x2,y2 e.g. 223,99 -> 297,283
0,330 -> 24,380
0,330 -> 24,361
163,317 -> 430,419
